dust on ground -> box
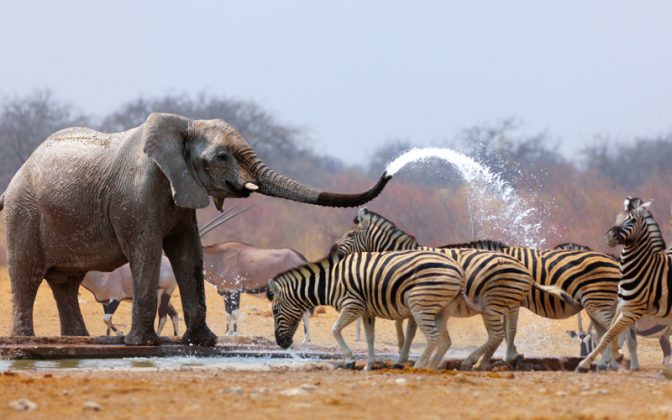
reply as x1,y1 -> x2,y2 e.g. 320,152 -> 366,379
1,269 -> 672,418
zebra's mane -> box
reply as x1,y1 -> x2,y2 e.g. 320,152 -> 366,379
641,210 -> 667,251
553,242 -> 593,251
438,239 -> 509,251
362,210 -> 418,245
270,254 -> 337,287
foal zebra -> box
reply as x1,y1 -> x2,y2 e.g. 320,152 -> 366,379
577,197 -> 672,372
333,208 -> 634,369
268,250 -> 465,370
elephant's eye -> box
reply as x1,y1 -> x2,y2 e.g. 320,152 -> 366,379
216,152 -> 228,161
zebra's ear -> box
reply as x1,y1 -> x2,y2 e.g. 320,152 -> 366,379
640,200 -> 653,210
355,207 -> 368,224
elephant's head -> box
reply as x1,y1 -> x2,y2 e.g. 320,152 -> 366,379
142,113 -> 391,210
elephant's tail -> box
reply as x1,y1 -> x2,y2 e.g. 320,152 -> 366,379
0,192 -> 4,211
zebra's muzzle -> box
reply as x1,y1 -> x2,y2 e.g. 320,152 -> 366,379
276,333 -> 293,349
605,227 -> 623,247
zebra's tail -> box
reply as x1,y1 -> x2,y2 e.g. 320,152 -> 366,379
533,284 -> 579,305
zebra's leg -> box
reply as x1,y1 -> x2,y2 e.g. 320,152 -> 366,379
461,309 -> 505,371
362,316 -> 377,371
586,310 -> 618,370
576,310 -> 641,373
394,317 -> 417,368
626,326 -> 640,371
301,311 -> 311,345
661,331 -> 671,365
331,307 -> 363,369
395,319 -> 405,351
103,299 -> 123,336
473,309 -> 506,371
354,317 -> 361,341
231,291 -> 240,337
429,308 -> 452,369
409,304 -> 440,370
503,308 -> 522,363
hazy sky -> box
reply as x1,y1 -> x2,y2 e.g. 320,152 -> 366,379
2,1 -> 671,164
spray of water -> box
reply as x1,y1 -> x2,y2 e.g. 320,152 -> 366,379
385,147 -> 545,247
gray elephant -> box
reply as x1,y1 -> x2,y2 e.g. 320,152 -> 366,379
0,112 -> 391,346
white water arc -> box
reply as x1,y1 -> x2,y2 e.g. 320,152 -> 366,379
385,147 -> 545,247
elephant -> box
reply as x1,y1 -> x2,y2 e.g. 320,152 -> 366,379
0,112 -> 391,346
81,256 -> 179,337
202,241 -> 311,341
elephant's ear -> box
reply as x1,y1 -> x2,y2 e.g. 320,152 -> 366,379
142,113 -> 210,209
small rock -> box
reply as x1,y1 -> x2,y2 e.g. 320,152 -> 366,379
227,386 -> 244,395
9,398 -> 37,412
555,391 -> 568,397
281,388 -> 308,396
594,389 -> 609,395
300,383 -> 317,392
61,389 -> 72,396
663,364 -> 672,379
83,401 -> 102,411
256,387 -> 271,394
395,378 -> 407,385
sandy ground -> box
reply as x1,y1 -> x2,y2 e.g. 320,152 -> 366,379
1,269 -> 672,418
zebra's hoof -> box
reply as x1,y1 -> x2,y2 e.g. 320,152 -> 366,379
576,366 -> 590,373
344,361 -> 356,370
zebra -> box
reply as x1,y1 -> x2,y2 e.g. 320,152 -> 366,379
555,242 -> 672,365
331,211 -> 564,368
332,208 -> 634,370
577,197 -> 672,372
268,250 -> 465,370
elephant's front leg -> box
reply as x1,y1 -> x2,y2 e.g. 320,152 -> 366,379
163,223 -> 217,347
125,247 -> 162,346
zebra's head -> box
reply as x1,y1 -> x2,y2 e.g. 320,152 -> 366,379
267,278 -> 305,349
330,208 -> 372,257
330,208 -> 417,257
606,197 -> 652,246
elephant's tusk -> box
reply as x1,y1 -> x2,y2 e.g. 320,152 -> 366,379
244,182 -> 259,191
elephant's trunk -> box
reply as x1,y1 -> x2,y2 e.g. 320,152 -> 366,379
242,155 -> 391,207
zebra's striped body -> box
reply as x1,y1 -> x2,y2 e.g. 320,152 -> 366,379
577,197 -> 672,372
332,208 -> 630,368
332,209 -> 545,367
268,250 -> 464,369
554,242 -> 671,365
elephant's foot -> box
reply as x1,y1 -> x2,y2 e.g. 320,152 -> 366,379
10,326 -> 35,337
343,361 -> 356,370
124,329 -> 161,346
182,326 -> 218,346
61,323 -> 90,337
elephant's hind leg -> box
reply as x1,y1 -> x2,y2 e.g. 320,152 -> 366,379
48,276 -> 89,336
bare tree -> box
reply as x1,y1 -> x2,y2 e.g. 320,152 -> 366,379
0,90 -> 88,190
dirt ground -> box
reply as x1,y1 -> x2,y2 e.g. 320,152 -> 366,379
1,268 -> 672,418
